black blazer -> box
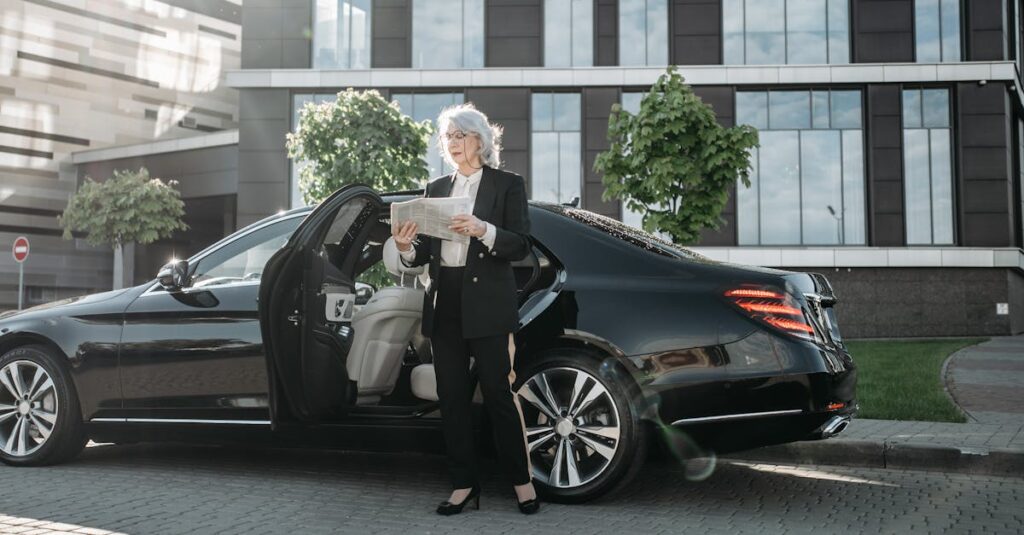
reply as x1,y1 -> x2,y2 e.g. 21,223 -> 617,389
402,164 -> 531,339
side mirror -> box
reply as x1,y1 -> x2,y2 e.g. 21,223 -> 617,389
157,260 -> 190,291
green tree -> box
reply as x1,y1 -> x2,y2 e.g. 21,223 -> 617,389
594,65 -> 759,244
286,88 -> 435,289
59,167 -> 187,290
286,88 -> 434,204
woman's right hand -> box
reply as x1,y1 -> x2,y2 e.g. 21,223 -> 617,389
392,220 -> 418,252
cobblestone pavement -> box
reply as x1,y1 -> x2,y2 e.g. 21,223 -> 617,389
1,442 -> 1022,534
947,336 -> 1024,426
835,418 -> 1024,450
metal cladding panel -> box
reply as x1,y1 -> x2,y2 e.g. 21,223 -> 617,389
852,0 -> 914,62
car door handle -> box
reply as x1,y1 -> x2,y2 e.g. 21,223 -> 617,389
287,312 -> 301,325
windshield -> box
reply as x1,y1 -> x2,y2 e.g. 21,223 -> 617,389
533,202 -> 714,263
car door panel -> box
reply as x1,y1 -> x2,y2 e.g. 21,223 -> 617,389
260,185 -> 383,425
119,284 -> 269,420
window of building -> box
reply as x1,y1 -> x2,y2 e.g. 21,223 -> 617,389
544,0 -> 593,67
531,93 -> 582,204
391,92 -> 465,178
618,91 -> 672,240
735,89 -> 866,245
290,94 -> 339,208
619,0 -> 668,66
914,0 -> 961,62
313,0 -> 372,69
902,88 -> 954,244
412,0 -> 484,68
723,0 -> 849,65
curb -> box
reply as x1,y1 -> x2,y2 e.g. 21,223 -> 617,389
725,439 -> 1024,477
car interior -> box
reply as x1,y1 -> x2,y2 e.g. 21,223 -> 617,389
340,212 -> 557,413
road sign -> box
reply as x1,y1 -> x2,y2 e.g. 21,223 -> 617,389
13,236 -> 28,310
13,236 -> 29,263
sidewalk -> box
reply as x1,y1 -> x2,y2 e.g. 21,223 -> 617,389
729,335 -> 1024,476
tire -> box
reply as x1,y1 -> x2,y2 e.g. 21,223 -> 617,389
0,345 -> 87,466
513,348 -> 647,503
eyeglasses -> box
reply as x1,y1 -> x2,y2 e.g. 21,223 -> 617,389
443,130 -> 474,142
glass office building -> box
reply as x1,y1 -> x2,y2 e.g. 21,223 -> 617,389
29,1 -> 1024,337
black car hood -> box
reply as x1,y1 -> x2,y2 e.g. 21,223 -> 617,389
0,287 -> 135,321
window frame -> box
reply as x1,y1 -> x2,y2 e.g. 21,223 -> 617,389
900,85 -> 958,245
722,0 -> 852,65
734,86 -> 869,246
411,0 -> 486,69
311,0 -> 374,69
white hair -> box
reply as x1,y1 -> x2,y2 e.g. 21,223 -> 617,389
436,102 -> 503,169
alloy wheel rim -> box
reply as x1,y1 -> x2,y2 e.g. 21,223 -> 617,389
516,366 -> 620,489
0,360 -> 58,457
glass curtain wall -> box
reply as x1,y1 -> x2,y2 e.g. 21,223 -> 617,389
619,0 -> 668,65
412,0 -> 485,68
544,0 -> 593,66
902,88 -> 954,244
723,0 -> 850,64
736,89 -> 866,245
290,93 -> 338,208
391,92 -> 465,178
531,93 -> 582,204
313,0 -> 372,69
914,0 -> 961,62
618,92 -> 672,240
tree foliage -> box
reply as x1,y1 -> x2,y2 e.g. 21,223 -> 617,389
58,167 -> 188,248
285,88 -> 435,205
593,65 -> 759,244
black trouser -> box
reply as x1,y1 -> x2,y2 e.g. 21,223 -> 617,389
431,266 -> 532,489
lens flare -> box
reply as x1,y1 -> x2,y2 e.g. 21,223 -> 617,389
600,357 -> 718,482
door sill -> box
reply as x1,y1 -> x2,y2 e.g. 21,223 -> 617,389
347,401 -> 438,419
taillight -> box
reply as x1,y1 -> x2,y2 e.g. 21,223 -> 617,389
724,285 -> 817,341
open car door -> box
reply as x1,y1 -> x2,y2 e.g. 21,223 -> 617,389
259,185 -> 383,425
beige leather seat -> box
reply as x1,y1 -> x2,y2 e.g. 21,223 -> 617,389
345,237 -> 426,404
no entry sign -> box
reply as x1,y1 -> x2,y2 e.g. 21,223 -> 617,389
12,236 -> 29,263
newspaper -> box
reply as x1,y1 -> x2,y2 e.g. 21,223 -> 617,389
390,196 -> 473,244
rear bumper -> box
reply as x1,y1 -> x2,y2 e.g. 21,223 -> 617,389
663,406 -> 857,454
628,332 -> 858,454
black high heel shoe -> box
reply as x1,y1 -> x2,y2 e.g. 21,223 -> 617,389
516,496 -> 540,515
436,485 -> 481,516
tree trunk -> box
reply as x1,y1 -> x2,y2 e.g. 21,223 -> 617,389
113,243 -> 124,290
112,242 -> 135,290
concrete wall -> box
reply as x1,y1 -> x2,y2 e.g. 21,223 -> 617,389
852,0 -> 915,62
795,267 -> 1024,338
237,89 -> 292,228
241,0 -> 312,69
486,0 -> 543,67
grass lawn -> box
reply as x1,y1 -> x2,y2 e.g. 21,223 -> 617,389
844,338 -> 988,423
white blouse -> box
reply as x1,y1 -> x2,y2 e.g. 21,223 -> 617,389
399,167 -> 497,267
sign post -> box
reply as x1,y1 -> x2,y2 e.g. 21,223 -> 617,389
12,236 -> 29,310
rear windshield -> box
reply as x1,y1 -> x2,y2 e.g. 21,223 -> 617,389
533,202 -> 714,263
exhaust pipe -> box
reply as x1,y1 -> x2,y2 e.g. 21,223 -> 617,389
817,415 -> 850,439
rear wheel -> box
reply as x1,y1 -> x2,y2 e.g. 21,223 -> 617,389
0,345 -> 87,466
514,349 -> 646,503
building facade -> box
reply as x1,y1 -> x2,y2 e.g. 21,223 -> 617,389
225,0 -> 1024,337
4,0 -> 1024,338
0,0 -> 241,307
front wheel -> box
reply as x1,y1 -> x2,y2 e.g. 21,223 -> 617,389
514,349 -> 646,503
0,345 -> 87,466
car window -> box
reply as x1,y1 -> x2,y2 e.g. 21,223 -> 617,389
190,216 -> 302,288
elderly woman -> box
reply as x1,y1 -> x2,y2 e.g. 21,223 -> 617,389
391,103 -> 539,515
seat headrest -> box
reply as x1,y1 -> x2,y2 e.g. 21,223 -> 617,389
383,236 -> 426,277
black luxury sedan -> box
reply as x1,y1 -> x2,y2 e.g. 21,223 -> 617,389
0,184 -> 856,502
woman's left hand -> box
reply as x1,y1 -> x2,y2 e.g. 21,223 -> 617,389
450,214 -> 486,237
